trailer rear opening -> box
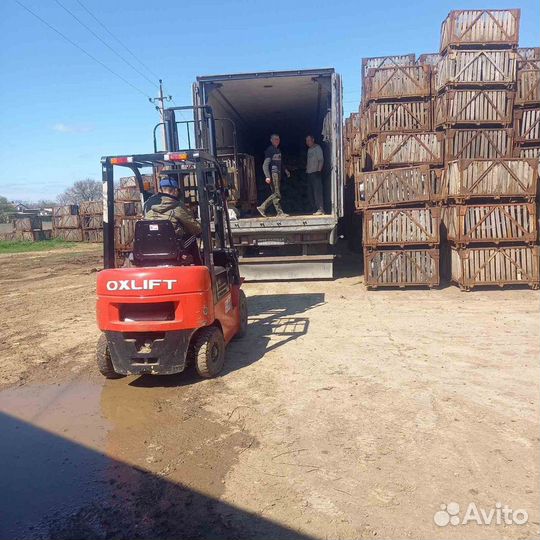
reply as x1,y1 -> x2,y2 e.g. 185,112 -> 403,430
194,69 -> 343,279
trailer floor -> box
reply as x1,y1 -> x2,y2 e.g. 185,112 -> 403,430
0,244 -> 538,540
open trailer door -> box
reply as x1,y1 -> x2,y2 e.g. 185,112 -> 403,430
331,71 -> 344,219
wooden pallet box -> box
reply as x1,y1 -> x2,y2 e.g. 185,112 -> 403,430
364,65 -> 431,101
445,128 -> 513,161
434,50 -> 516,90
451,245 -> 539,290
83,229 -> 103,243
53,215 -> 81,229
363,207 -> 440,247
515,65 -> 540,106
53,204 -> 79,217
356,166 -> 440,209
445,203 -> 537,245
364,248 -> 440,288
440,9 -> 520,52
434,89 -> 514,128
513,146 -> 540,159
52,227 -> 83,242
445,159 -> 539,201
514,109 -> 540,144
364,101 -> 431,136
515,47 -> 540,69
370,133 -> 444,168
362,54 -> 416,80
417,53 -> 441,66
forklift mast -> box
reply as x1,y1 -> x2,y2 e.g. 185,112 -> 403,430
100,106 -> 237,290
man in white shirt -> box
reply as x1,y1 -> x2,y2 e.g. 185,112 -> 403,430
305,135 -> 324,215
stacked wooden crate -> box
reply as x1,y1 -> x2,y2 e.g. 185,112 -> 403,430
355,53 -> 444,287
445,158 -> 539,289
435,9 -> 519,159
360,54 -> 443,171
114,176 -> 145,261
52,205 -> 83,242
513,47 -> 540,159
357,166 -> 442,288
433,10 -> 539,289
12,216 -> 51,241
80,200 -> 103,243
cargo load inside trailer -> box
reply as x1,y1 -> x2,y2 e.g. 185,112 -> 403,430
195,69 -> 341,218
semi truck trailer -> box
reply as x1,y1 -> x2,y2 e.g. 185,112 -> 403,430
192,68 -> 344,280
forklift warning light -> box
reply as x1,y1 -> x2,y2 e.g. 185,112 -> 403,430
110,157 -> 133,164
164,152 -> 190,161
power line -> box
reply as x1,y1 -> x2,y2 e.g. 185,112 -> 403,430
52,0 -> 158,89
73,0 -> 161,81
14,0 -> 151,99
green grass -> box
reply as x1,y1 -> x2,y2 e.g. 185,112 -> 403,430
0,239 -> 80,254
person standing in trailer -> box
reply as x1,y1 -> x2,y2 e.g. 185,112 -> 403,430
257,134 -> 291,218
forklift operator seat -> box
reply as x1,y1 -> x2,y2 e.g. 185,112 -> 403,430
132,220 -> 184,266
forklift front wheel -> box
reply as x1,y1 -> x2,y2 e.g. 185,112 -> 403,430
96,334 -> 125,379
191,326 -> 226,378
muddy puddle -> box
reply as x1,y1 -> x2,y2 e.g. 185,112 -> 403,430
0,379 -> 179,538
0,377 -> 266,540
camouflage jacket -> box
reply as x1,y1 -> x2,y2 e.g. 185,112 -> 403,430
143,192 -> 201,237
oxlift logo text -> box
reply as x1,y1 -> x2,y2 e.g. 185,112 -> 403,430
106,279 -> 177,292
434,502 -> 528,527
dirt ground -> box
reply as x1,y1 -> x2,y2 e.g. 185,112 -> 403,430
0,244 -> 538,540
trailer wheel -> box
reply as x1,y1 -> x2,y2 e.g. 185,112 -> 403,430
192,326 -> 225,378
96,334 -> 125,379
236,290 -> 248,338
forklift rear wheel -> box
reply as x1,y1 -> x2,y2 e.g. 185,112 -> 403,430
96,334 -> 125,379
192,326 -> 225,378
236,290 -> 248,338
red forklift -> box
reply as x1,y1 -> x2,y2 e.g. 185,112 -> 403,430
96,105 -> 247,379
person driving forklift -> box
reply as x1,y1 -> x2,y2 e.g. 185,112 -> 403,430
143,176 -> 202,263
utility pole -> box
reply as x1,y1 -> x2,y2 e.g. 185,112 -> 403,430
149,79 -> 172,150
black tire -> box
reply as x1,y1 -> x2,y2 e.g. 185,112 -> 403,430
191,326 -> 225,378
96,334 -> 125,379
236,289 -> 248,338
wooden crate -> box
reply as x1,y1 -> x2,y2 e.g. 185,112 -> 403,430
53,204 -> 79,217
364,101 -> 431,136
52,228 -> 83,242
362,54 -> 415,80
81,214 -> 103,229
440,10 -> 520,52
445,159 -> 538,201
364,248 -> 440,288
364,207 -> 440,247
115,186 -> 141,202
434,89 -> 514,128
82,229 -> 103,243
445,203 -> 537,245
515,47 -> 540,69
513,146 -> 540,159
451,246 -> 539,290
515,65 -> 540,106
370,133 -> 444,168
364,65 -> 431,101
434,50 -> 516,90
514,109 -> 540,144
79,201 -> 102,215
53,215 -> 81,228
356,166 -> 439,209
445,128 -> 513,160
114,218 -> 138,251
417,53 -> 440,66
